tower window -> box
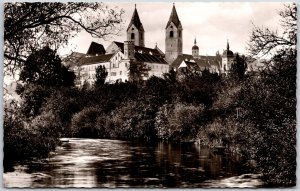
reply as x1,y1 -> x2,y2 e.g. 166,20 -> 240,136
179,31 -> 181,37
131,33 -> 135,39
140,33 -> 143,40
170,31 -> 174,38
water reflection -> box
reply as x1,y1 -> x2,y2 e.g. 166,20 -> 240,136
3,138 -> 262,188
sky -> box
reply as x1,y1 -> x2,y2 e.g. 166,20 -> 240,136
58,2 -> 284,57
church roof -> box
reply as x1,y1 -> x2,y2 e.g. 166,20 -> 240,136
112,41 -> 163,56
135,52 -> 168,64
79,54 -> 114,66
166,4 -> 181,28
127,6 -> 144,31
86,41 -> 106,55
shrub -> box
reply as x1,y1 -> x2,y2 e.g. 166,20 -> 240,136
4,101 -> 57,169
155,103 -> 204,141
30,111 -> 64,137
71,106 -> 102,138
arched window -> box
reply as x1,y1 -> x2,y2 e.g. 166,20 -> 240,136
140,33 -> 143,40
170,31 -> 174,38
131,33 -> 135,39
179,31 -> 181,37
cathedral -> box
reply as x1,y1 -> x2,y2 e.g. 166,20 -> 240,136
65,4 -> 235,85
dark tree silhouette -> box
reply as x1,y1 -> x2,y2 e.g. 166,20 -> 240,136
95,65 -> 108,86
18,47 -> 76,118
128,61 -> 150,83
19,46 -> 75,87
230,53 -> 247,81
243,3 -> 297,186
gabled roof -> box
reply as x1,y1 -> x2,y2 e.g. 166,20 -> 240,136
79,54 -> 114,66
170,54 -> 194,69
179,60 -> 200,70
112,41 -> 163,56
86,42 -> 106,55
127,6 -> 144,31
171,54 -> 221,70
135,52 -> 168,64
166,4 -> 181,28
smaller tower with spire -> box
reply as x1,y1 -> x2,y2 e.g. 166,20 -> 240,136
127,4 -> 145,47
192,37 -> 199,58
222,39 -> 234,73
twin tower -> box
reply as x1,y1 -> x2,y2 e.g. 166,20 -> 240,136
126,4 -> 183,64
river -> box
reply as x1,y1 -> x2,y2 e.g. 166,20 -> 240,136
3,138 -> 263,188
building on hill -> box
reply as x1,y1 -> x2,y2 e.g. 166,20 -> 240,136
77,54 -> 114,85
67,4 -> 239,86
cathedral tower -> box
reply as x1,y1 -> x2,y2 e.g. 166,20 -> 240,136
127,4 -> 145,47
165,4 -> 183,64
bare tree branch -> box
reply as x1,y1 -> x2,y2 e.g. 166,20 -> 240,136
247,3 -> 297,57
4,2 -> 125,75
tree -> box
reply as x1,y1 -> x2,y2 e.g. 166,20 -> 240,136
19,46 -> 75,87
229,53 -> 247,81
95,65 -> 108,86
248,3 -> 296,57
18,47 -> 76,118
163,68 -> 177,84
243,3 -> 297,186
4,2 -> 124,74
128,61 -> 150,83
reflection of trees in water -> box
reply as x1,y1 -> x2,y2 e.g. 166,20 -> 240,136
6,139 -> 253,188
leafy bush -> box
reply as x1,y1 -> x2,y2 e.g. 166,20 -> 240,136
4,101 -> 57,169
155,103 -> 204,141
71,106 -> 102,138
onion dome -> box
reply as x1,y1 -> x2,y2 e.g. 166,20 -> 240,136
192,38 -> 199,50
223,40 -> 233,56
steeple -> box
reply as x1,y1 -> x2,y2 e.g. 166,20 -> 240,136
166,3 -> 181,29
165,3 -> 183,64
127,5 -> 144,31
127,4 -> 145,47
227,39 -> 230,51
194,37 -> 197,45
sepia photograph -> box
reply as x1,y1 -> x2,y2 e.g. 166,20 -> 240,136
2,1 -> 297,188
